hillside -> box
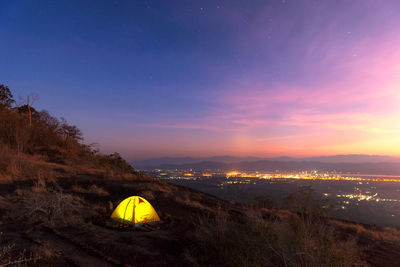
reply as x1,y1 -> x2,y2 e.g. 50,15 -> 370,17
1,162 -> 400,266
1,85 -> 400,266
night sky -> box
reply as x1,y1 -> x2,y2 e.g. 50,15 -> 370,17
1,0 -> 400,160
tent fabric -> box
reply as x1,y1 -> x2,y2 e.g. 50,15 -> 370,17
110,196 -> 161,226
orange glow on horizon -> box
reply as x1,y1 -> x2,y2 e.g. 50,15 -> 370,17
226,171 -> 241,177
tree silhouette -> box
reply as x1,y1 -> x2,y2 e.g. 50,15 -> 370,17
0,84 -> 15,109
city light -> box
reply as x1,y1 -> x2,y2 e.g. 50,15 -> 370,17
222,171 -> 400,183
150,168 -> 400,222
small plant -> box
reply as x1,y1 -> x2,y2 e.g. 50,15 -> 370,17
0,232 -> 41,266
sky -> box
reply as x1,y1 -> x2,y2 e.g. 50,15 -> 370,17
1,0 -> 400,160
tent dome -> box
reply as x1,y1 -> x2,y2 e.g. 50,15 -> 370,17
111,196 -> 160,226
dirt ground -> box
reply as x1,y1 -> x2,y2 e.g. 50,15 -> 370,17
1,174 -> 400,266
0,175 -> 237,266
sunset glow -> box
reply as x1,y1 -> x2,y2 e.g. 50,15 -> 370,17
2,1 -> 400,160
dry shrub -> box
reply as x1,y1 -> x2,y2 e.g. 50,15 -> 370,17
124,180 -> 173,195
0,232 -> 41,266
0,150 -> 35,181
118,173 -> 139,180
0,232 -> 15,265
378,227 -> 400,242
74,164 -> 107,177
183,199 -> 210,211
174,192 -> 213,212
105,167 -> 115,178
71,185 -> 86,194
96,167 -> 138,181
32,176 -> 47,193
0,146 -> 138,183
0,196 -> 12,211
275,214 -> 362,267
331,219 -> 400,243
150,182 -> 174,196
0,174 -> 13,184
6,180 -> 88,226
97,152 -> 138,176
0,143 -> 13,166
71,184 -> 109,196
32,244 -> 58,262
0,148 -> 60,183
186,207 -> 363,267
88,184 -> 109,196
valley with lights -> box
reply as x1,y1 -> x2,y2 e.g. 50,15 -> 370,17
149,169 -> 400,227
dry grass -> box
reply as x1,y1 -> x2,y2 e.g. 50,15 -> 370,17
72,162 -> 141,180
123,180 -> 174,195
186,207 -> 364,267
5,179 -> 89,227
331,219 -> 400,243
174,191 -> 214,213
0,232 -> 15,265
0,147 -> 139,186
0,143 -> 140,185
0,147 -> 79,184
70,185 -> 87,193
0,232 -> 42,266
71,184 -> 109,196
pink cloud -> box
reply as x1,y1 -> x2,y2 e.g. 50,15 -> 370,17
212,33 -> 400,130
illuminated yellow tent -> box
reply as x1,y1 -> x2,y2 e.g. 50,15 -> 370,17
110,196 -> 161,226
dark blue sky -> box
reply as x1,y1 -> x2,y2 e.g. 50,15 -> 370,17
1,0 -> 400,160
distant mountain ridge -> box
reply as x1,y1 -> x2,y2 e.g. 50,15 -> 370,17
147,160 -> 400,175
133,154 -> 400,169
132,156 -> 263,167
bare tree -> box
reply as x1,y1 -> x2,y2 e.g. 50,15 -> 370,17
17,93 -> 39,127
26,93 -> 39,128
